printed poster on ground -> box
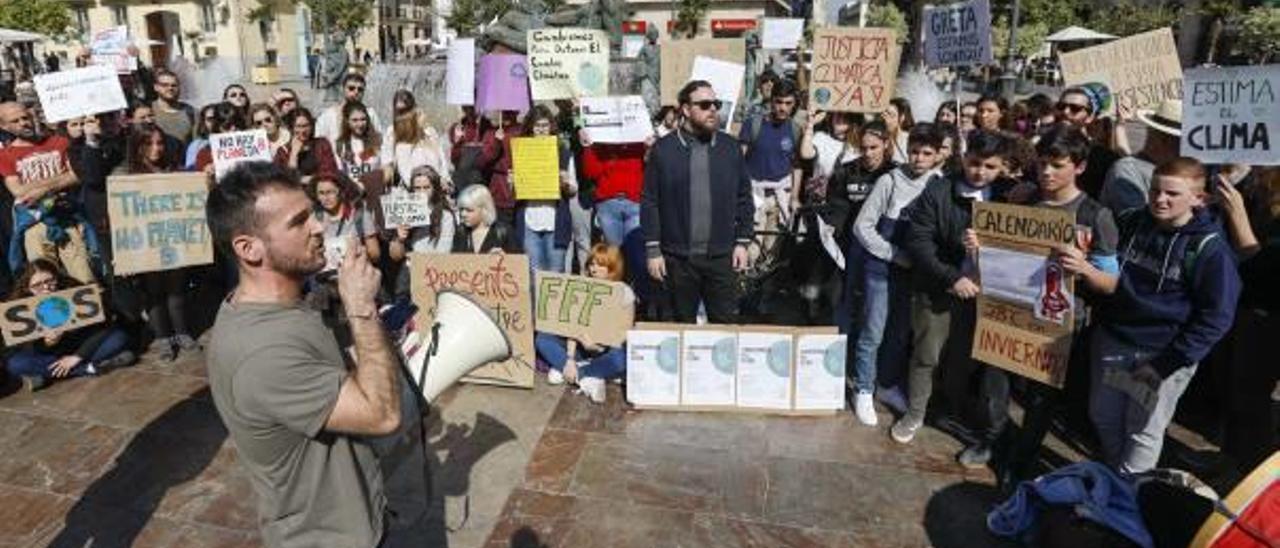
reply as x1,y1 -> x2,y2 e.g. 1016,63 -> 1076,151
526,28 -> 610,101
626,324 -> 682,406
1180,65 -> 1280,165
107,173 -> 213,276
1058,27 -> 1182,116
810,27 -> 901,113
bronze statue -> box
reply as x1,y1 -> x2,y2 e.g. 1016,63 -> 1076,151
635,27 -> 660,114
319,33 -> 349,103
481,0 -> 633,53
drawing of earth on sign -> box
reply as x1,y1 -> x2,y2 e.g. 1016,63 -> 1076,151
35,296 -> 73,329
510,62 -> 528,80
823,341 -> 845,378
767,340 -> 791,377
712,337 -> 737,374
814,88 -> 832,106
578,62 -> 605,95
657,336 -> 679,374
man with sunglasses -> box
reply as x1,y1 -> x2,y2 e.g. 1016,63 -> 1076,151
1053,84 -> 1120,199
641,80 -> 754,323
315,74 -> 381,144
150,69 -> 196,146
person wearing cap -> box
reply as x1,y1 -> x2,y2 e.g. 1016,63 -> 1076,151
1054,84 -> 1121,198
1100,100 -> 1182,215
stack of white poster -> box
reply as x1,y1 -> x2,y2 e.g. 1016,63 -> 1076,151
626,328 -> 682,406
680,329 -> 737,406
793,331 -> 846,410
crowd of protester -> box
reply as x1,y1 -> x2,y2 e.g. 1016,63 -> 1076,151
0,64 -> 1275,506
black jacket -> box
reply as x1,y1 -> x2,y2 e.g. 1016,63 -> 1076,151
451,220 -> 520,254
823,158 -> 897,248
641,128 -> 754,258
903,174 -> 1017,298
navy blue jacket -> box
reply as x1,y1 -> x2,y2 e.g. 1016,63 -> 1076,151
1103,208 -> 1241,377
641,128 -> 754,258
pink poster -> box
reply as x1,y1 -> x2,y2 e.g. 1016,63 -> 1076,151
476,54 -> 531,114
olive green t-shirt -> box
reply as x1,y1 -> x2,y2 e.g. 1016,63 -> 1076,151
206,298 -> 385,547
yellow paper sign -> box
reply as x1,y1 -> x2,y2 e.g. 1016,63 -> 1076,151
511,136 -> 560,200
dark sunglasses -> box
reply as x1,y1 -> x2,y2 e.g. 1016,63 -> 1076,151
689,99 -> 722,111
347,85 -> 365,92
1056,102 -> 1089,115
254,117 -> 274,125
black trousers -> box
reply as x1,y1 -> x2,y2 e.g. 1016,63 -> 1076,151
664,253 -> 738,324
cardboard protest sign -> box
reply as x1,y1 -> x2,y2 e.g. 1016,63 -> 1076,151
446,38 -> 476,106
923,0 -> 993,68
534,272 -> 632,345
381,192 -> 433,228
580,96 -> 654,143
762,18 -> 806,50
660,38 -> 746,106
1181,65 -> 1279,165
511,136 -> 561,200
970,202 -> 1077,388
680,328 -> 738,406
526,28 -> 609,101
0,285 -> 106,345
1058,28 -> 1182,115
209,129 -> 272,180
410,253 -> 534,388
793,329 -> 845,410
690,56 -> 746,129
107,173 -> 213,276
810,27 -> 901,113
476,54 -> 530,113
34,65 -> 128,124
626,324 -> 682,406
89,26 -> 137,73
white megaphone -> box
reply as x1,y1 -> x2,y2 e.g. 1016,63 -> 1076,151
405,290 -> 512,403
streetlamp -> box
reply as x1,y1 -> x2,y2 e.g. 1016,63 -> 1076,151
999,0 -> 1020,100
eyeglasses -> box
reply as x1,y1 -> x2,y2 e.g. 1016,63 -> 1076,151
1056,103 -> 1089,115
689,100 -> 722,111
27,278 -> 56,291
254,116 -> 274,125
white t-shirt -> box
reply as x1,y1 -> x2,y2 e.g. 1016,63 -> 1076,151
380,125 -> 450,186
335,138 -> 382,183
811,131 -> 858,179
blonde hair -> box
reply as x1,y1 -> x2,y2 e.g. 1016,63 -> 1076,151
587,244 -> 626,282
457,185 -> 496,226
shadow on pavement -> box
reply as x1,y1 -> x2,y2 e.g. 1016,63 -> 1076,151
422,411 -> 519,547
923,481 -> 1020,548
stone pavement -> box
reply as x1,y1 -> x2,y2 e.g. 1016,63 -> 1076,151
0,340 -> 1025,548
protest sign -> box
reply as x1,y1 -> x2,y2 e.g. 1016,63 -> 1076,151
34,65 -> 128,124
923,0 -> 993,68
107,173 -> 213,276
446,38 -> 476,106
1059,27 -> 1182,115
526,28 -> 610,100
534,272 -> 632,346
810,27 -> 901,113
580,96 -> 654,143
970,202 -> 1077,388
1181,65 -> 1279,165
410,253 -> 534,389
89,26 -> 137,73
0,285 -> 106,345
476,54 -> 530,113
736,328 -> 794,409
627,324 -> 682,406
690,56 -> 747,128
680,328 -> 737,406
381,192 -> 433,229
511,136 -> 561,200
793,329 -> 845,411
209,129 -> 272,180
762,18 -> 806,50
660,38 -> 746,105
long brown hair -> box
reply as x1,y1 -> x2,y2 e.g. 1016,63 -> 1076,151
336,101 -> 381,163
127,126 -> 174,174
10,259 -> 79,299
409,165 -> 451,242
392,90 -> 424,145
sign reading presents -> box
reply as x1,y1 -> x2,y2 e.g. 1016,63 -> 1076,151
210,129 -> 273,179
1058,27 -> 1182,115
107,173 -> 213,276
380,192 -> 433,229
1181,65 -> 1279,165
659,38 -> 746,106
526,28 -> 610,101
0,285 -> 106,345
580,96 -> 654,143
922,0 -> 993,68
970,202 -> 1077,388
33,65 -> 129,124
810,27 -> 901,113
410,253 -> 534,388
534,272 -> 633,346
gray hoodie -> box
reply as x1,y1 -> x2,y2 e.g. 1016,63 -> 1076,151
853,166 -> 939,265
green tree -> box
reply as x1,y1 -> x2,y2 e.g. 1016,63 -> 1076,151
992,16 -> 1049,59
294,0 -> 373,47
1085,0 -> 1178,37
1199,0 -> 1244,63
1232,6 -> 1280,64
673,0 -> 709,38
866,2 -> 909,44
0,0 -> 72,39
444,0 -> 512,37
1006,0 -> 1086,33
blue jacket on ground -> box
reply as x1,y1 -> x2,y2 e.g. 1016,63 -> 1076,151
988,461 -> 1153,548
1101,208 -> 1241,378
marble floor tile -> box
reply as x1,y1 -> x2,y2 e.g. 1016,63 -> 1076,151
0,412 -> 130,497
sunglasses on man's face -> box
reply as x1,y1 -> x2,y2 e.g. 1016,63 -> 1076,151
347,85 -> 365,92
1056,102 -> 1089,115
689,100 -> 722,111
254,116 -> 274,125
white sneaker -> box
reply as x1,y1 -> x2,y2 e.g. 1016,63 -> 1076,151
547,368 -> 565,385
579,377 -> 606,404
854,391 -> 878,426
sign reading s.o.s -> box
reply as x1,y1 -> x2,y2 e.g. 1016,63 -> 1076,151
0,285 -> 106,345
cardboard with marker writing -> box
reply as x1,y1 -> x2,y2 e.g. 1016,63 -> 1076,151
1058,27 -> 1182,115
659,38 -> 746,106
107,173 -> 213,276
0,285 -> 106,345
810,26 -> 901,113
533,272 -> 632,346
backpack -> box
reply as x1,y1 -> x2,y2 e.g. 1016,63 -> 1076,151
744,113 -> 804,158
1116,209 -> 1220,285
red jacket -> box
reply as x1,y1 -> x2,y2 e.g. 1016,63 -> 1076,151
581,143 -> 645,203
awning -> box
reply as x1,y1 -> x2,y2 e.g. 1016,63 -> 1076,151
1045,26 -> 1116,43
0,28 -> 46,43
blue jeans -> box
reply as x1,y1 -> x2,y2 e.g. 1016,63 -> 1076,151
523,229 -> 566,276
6,328 -> 129,380
595,197 -> 640,247
534,332 -> 626,380
851,262 -> 911,393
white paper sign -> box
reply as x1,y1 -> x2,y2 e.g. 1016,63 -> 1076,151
923,0 -> 993,68
762,18 -> 805,50
626,329 -> 681,406
446,38 -> 476,106
580,96 -> 655,144
736,331 -> 793,409
689,56 -> 746,130
622,35 -> 645,59
381,192 -> 433,228
680,330 -> 737,406
1181,65 -> 1280,165
33,65 -> 128,124
794,334 -> 846,410
209,129 -> 272,179
90,26 -> 137,73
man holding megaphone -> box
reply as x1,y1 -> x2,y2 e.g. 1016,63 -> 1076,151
204,162 -> 410,548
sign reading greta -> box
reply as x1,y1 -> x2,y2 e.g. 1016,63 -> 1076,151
0,285 -> 106,345
534,272 -> 633,346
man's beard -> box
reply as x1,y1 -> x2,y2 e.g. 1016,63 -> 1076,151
14,127 -> 38,142
265,238 -> 325,278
